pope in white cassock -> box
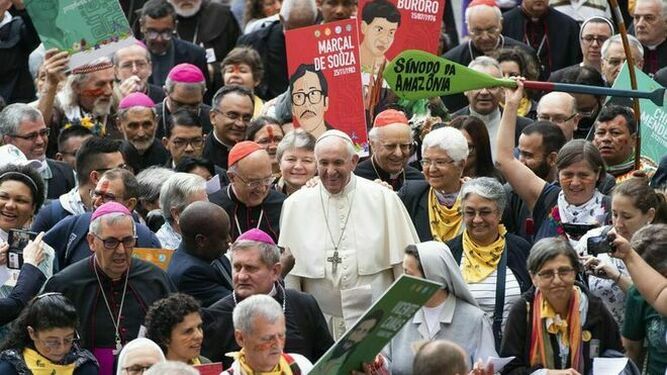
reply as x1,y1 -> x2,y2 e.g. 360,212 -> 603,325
279,130 -> 419,339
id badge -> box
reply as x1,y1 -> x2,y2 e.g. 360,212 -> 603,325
206,48 -> 217,63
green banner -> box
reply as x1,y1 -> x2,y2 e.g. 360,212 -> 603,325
607,63 -> 667,166
24,0 -> 135,69
384,49 -> 514,100
310,275 -> 441,374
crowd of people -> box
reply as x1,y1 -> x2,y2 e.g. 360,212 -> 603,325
0,0 -> 667,374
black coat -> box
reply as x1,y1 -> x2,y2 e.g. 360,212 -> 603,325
202,133 -> 231,169
120,138 -> 169,173
149,38 -> 208,87
0,9 -> 39,104
166,242 -> 233,307
398,180 -> 433,242
45,159 -> 76,200
0,264 -> 45,326
652,154 -> 667,188
208,185 -> 285,242
502,7 -> 581,78
237,20 -> 287,100
354,158 -> 424,191
155,101 -> 213,139
441,36 -> 535,112
500,286 -> 623,374
446,233 -> 532,293
201,284 -> 334,367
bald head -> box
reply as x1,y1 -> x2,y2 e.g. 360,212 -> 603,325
413,340 -> 468,375
537,92 -> 579,141
280,0 -> 318,30
180,201 -> 231,260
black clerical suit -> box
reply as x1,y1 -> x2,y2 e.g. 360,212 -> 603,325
202,133 -> 231,170
120,139 -> 169,173
208,184 -> 285,242
201,283 -> 334,367
237,20 -> 287,100
155,101 -> 213,140
354,158 -> 424,191
45,159 -> 76,199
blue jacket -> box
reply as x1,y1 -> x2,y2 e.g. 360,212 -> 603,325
44,212 -> 161,271
31,198 -> 71,233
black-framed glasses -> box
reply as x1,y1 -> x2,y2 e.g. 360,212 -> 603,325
171,137 -> 204,149
90,189 -> 118,203
234,174 -> 274,189
537,113 -> 577,124
92,233 -> 137,250
144,29 -> 173,40
10,128 -> 50,141
292,90 -> 324,105
581,35 -> 608,44
536,267 -> 576,281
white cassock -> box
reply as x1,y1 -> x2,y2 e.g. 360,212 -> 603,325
279,175 -> 419,339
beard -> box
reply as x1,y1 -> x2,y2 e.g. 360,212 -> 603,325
533,160 -> 552,181
173,0 -> 202,17
131,135 -> 156,152
92,96 -> 112,117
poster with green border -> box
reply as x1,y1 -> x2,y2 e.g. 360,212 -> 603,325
310,275 -> 441,374
24,0 -> 136,69
607,63 -> 667,166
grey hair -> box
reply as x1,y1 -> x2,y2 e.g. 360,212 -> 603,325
57,56 -> 114,113
635,0 -> 667,19
136,167 -> 176,204
601,34 -> 644,60
144,361 -> 198,375
631,223 -> 667,276
460,177 -> 507,213
164,77 -> 206,95
465,4 -> 502,28
233,294 -> 284,334
276,130 -> 316,162
231,239 -> 281,267
468,55 -> 502,74
89,212 -> 136,236
112,43 -> 152,66
421,127 -> 469,162
280,0 -> 318,23
526,237 -> 581,274
159,173 -> 206,223
0,103 -> 44,138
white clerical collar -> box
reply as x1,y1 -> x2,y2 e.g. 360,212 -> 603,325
470,107 -> 500,124
0,12 -> 12,29
212,131 -> 232,149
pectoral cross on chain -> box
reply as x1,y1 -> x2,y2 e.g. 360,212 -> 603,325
327,250 -> 342,273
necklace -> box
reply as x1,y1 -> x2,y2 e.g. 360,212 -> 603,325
93,256 -> 130,355
232,283 -> 286,312
227,185 -> 265,236
319,183 -> 356,273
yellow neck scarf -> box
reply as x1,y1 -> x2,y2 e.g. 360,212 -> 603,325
233,349 -> 294,375
190,357 -> 202,365
428,188 -> 463,242
23,348 -> 75,375
461,225 -> 507,283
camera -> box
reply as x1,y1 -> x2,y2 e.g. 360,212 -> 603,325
7,229 -> 37,270
587,227 -> 615,256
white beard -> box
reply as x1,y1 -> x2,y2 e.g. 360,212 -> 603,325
92,97 -> 112,117
173,0 -> 202,17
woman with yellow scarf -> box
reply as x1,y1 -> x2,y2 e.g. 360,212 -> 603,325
0,293 -> 98,375
500,237 -> 623,374
399,127 -> 470,242
222,295 -> 313,375
445,177 -> 532,349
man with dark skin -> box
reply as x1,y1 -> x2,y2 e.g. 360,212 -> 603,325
167,201 -> 234,307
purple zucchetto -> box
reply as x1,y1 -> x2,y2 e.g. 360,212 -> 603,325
167,63 -> 205,83
119,92 -> 155,110
91,202 -> 132,222
236,229 -> 275,245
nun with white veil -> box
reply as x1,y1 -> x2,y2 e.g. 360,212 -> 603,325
385,241 -> 498,375
116,338 -> 166,375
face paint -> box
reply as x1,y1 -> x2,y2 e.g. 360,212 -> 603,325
81,88 -> 107,97
266,126 -> 275,144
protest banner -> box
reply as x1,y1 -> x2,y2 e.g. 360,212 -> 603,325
356,0 -> 445,75
606,63 -> 667,167
310,274 -> 441,374
132,248 -> 174,271
24,0 -> 136,70
384,50 -> 666,105
285,19 -> 368,154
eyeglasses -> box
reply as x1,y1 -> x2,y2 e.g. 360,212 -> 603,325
92,232 -> 137,250
171,137 -> 204,149
234,174 -> 274,189
581,35 -> 608,44
144,29 -> 173,40
420,158 -> 457,168
10,128 -> 50,141
463,209 -> 497,218
536,267 -> 576,281
123,365 -> 153,375
213,109 -> 253,123
118,60 -> 149,71
469,26 -> 500,36
536,113 -> 577,124
37,334 -> 79,351
292,90 -> 324,106
90,189 -> 119,203
380,143 -> 412,153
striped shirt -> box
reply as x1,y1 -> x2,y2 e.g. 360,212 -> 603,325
463,266 -> 522,329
